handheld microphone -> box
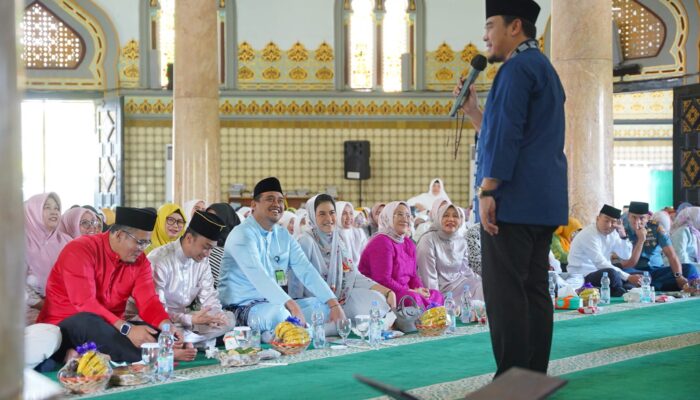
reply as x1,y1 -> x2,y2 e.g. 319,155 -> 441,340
448,54 -> 488,117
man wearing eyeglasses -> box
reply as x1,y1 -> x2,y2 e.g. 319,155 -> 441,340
219,177 -> 345,341
38,207 -> 192,365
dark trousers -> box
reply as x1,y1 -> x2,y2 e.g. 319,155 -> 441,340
481,223 -> 556,377
52,312 -> 146,365
623,264 -> 698,291
584,268 -> 627,297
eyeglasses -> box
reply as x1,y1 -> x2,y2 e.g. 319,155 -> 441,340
122,230 -> 152,249
260,196 -> 285,205
80,219 -> 101,229
166,216 -> 185,227
393,212 -> 411,220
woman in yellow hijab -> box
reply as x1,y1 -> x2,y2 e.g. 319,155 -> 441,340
145,203 -> 186,254
551,217 -> 582,265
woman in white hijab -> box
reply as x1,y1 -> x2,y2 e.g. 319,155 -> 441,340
291,194 -> 396,325
670,207 -> 700,265
183,199 -> 207,220
293,208 -> 310,239
413,197 -> 449,244
652,210 -> 672,233
236,206 -> 252,222
277,211 -> 296,236
407,178 -> 451,212
416,202 -> 484,306
336,201 -> 368,264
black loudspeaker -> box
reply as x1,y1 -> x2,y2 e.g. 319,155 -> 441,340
344,140 -> 371,180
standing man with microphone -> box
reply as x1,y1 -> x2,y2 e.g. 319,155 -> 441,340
454,0 -> 568,377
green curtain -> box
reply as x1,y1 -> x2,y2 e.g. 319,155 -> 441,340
650,170 -> 672,211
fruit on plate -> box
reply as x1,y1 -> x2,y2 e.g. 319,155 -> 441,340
72,342 -> 110,377
420,306 -> 447,327
274,317 -> 310,345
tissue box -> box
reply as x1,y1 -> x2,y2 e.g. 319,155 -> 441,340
555,295 -> 581,310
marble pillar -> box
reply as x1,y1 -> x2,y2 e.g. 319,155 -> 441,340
0,1 -> 26,398
551,0 -> 614,225
173,0 -> 221,206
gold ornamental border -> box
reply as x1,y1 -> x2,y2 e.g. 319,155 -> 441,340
125,97 -> 464,120
125,119 -> 465,130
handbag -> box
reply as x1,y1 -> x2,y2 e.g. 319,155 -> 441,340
393,295 -> 423,333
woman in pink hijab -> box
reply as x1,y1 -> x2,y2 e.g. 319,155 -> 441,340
24,193 -> 71,322
358,201 -> 443,309
57,207 -> 101,239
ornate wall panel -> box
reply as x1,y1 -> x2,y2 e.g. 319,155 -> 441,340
123,95 -> 474,119
236,41 -> 336,90
673,84 -> 700,205
613,0 -> 688,82
612,90 -> 673,120
23,0 -> 116,90
119,39 -> 140,88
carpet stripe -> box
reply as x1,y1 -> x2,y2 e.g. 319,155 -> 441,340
369,331 -> 700,400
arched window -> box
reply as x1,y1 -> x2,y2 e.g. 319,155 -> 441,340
346,0 -> 411,92
20,1 -> 85,69
158,0 -> 175,87
612,0 -> 666,60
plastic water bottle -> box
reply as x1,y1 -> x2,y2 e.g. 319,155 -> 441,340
641,271 -> 652,303
368,300 -> 382,349
444,292 -> 457,334
600,272 -> 611,305
460,284 -> 473,324
156,324 -> 174,381
311,304 -> 326,349
548,272 -> 557,305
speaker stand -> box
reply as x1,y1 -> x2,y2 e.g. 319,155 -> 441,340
358,180 -> 363,207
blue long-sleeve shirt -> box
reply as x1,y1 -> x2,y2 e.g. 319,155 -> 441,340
476,42 -> 568,226
218,215 -> 335,306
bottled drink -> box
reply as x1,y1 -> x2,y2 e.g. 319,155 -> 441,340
641,271 -> 652,303
156,323 -> 174,381
548,272 -> 557,305
460,284 -> 473,324
600,272 -> 611,305
311,304 -> 326,349
444,292 -> 457,334
368,300 -> 382,348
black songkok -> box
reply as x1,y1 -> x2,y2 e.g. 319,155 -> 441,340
115,207 -> 157,231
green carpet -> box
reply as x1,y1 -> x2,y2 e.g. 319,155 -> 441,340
83,299 -> 700,399
551,344 -> 700,400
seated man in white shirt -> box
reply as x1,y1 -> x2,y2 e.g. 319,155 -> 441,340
567,205 -> 644,296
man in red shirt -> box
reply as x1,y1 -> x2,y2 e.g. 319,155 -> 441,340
38,207 -> 194,363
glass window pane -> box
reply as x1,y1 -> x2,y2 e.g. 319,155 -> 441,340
350,0 -> 375,89
382,0 -> 408,92
159,0 -> 175,87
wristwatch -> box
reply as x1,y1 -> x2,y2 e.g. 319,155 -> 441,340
673,272 -> 683,278
477,186 -> 496,198
120,322 -> 132,336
